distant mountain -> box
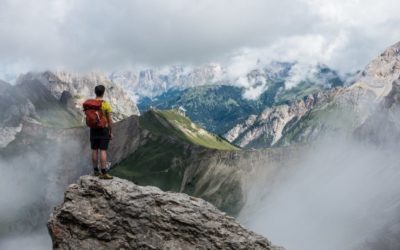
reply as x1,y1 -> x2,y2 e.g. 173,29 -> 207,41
134,63 -> 346,135
109,64 -> 224,99
110,62 -> 346,100
0,71 -> 139,149
19,71 -> 139,121
138,85 -> 262,135
225,41 -> 400,149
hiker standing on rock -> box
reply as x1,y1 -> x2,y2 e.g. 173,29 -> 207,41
83,85 -> 113,179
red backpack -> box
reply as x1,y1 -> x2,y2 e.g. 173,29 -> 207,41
82,99 -> 108,128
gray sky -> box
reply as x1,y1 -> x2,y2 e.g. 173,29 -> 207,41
0,0 -> 400,75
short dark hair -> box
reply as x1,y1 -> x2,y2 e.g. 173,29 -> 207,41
94,85 -> 105,97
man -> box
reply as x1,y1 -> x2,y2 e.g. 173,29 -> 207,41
83,85 -> 113,179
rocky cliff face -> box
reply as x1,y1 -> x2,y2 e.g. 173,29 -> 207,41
48,175 -> 281,250
223,90 -> 340,148
353,41 -> 400,99
224,42 -> 400,149
17,71 -> 140,121
0,70 -> 140,147
0,115 -> 142,237
224,95 -> 317,148
354,78 -> 400,146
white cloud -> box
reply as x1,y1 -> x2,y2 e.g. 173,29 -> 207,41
0,0 -> 399,76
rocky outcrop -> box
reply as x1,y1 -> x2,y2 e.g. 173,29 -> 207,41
0,115 -> 142,237
48,175 -> 280,250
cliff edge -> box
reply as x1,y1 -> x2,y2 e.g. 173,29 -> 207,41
48,175 -> 281,250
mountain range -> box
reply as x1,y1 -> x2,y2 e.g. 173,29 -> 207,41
131,62 -> 348,135
2,41 -> 400,249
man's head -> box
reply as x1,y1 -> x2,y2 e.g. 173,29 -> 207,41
94,85 -> 106,97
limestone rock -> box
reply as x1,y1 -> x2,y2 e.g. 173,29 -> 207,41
48,175 -> 280,250
17,71 -> 140,121
224,94 -> 321,148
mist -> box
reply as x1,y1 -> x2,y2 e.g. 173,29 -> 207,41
0,133 -> 90,250
239,133 -> 400,249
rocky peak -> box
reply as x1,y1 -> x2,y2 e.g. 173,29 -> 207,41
48,175 -> 280,250
353,41 -> 400,99
17,71 -> 139,121
224,93 -> 322,148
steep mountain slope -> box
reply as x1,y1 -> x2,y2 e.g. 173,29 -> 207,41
352,41 -> 400,99
0,71 -> 140,149
0,115 -> 142,238
354,85 -> 400,250
18,71 -> 139,121
0,99 -> 302,241
111,109 -> 242,213
109,61 -> 346,135
225,42 -> 400,149
354,78 -> 400,146
111,109 -> 304,215
137,65 -> 345,136
140,109 -> 237,150
224,89 -> 357,148
139,85 -> 262,134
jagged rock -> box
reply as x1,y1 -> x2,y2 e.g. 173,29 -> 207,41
17,71 -> 140,121
223,93 -> 328,148
354,78 -> 400,145
109,64 -> 224,98
48,175 -> 280,250
353,41 -> 400,99
224,42 -> 400,149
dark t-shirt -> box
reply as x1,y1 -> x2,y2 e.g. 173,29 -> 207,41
90,127 -> 110,140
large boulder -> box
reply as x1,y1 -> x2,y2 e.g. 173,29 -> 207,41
48,175 -> 281,250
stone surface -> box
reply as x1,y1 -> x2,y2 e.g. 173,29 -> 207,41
48,175 -> 280,250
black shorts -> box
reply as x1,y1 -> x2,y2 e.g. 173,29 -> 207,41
90,128 -> 110,150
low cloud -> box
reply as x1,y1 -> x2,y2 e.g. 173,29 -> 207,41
0,0 -> 399,77
239,111 -> 400,249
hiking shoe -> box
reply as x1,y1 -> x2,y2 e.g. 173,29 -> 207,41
99,173 -> 113,179
93,171 -> 101,177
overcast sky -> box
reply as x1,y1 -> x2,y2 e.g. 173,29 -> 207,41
0,0 -> 400,76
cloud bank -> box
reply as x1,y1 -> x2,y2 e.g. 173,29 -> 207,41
0,0 -> 400,74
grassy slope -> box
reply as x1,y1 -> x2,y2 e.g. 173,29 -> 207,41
111,138 -> 187,191
140,109 -> 238,150
111,109 -> 240,213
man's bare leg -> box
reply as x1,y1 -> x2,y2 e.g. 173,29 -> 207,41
100,150 -> 107,169
92,149 -> 99,167
99,150 -> 113,179
91,149 -> 100,175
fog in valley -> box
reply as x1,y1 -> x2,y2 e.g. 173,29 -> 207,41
240,130 -> 400,249
0,138 -> 86,250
